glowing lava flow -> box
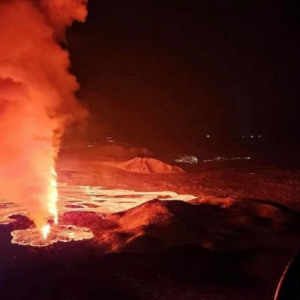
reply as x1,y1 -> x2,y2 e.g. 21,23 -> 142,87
0,183 -> 197,247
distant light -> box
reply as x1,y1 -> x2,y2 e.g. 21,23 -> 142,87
258,135 -> 262,138
105,136 -> 115,143
203,156 -> 252,163
242,135 -> 245,138
174,156 -> 198,164
206,135 -> 210,138
251,135 -> 254,138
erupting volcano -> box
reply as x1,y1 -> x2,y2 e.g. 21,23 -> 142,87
0,0 -> 88,240
0,0 -> 197,248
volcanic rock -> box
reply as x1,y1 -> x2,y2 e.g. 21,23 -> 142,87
94,198 -> 300,253
105,157 -> 185,174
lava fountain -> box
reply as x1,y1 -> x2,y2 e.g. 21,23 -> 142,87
41,168 -> 58,239
48,168 -> 59,224
0,0 -> 88,238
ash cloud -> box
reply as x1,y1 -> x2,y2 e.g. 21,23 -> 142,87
0,0 -> 88,229
39,0 -> 88,36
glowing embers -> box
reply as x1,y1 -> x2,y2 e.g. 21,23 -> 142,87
11,225 -> 94,247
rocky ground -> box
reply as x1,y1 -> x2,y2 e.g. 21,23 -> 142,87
1,157 -> 300,300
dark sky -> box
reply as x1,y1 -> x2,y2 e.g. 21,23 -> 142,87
67,0 -> 300,149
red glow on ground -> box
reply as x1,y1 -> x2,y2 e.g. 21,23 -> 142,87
0,183 -> 196,247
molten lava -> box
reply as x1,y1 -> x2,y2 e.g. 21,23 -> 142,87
41,224 -> 51,240
0,182 -> 196,247
40,168 -> 58,239
12,225 -> 94,247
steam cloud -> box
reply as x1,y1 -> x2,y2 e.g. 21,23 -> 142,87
0,0 -> 88,230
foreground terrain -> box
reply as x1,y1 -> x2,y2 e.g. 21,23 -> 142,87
1,157 -> 300,299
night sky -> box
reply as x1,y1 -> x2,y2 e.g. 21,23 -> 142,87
68,0 -> 300,150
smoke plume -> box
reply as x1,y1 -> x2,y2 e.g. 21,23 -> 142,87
0,0 -> 88,230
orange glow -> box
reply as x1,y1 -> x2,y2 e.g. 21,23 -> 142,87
12,225 -> 94,247
41,223 -> 51,239
0,184 -> 196,247
39,167 -> 58,238
0,0 -> 88,242
48,168 -> 58,225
